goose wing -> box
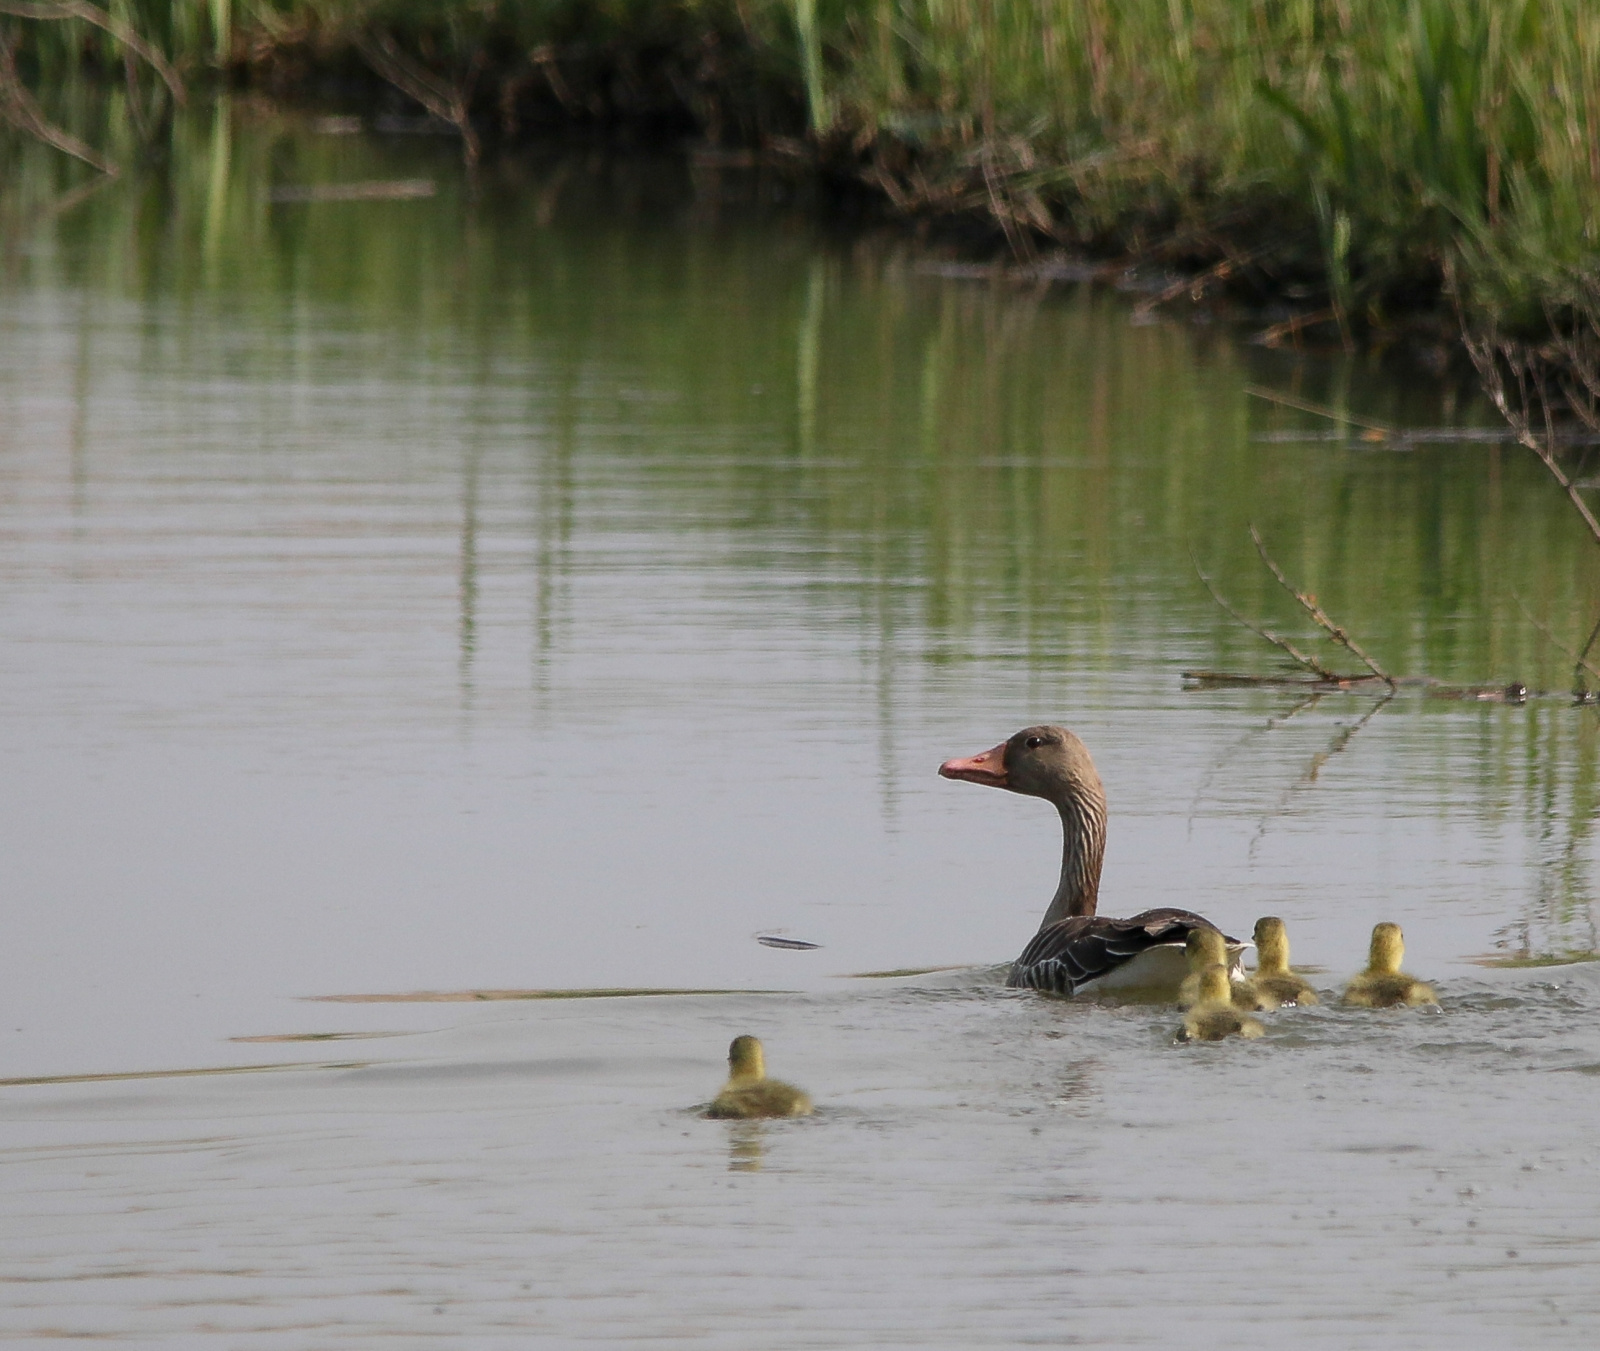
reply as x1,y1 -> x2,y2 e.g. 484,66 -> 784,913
1009,908 -> 1226,995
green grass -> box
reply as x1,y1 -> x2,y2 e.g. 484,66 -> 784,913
5,0 -> 1598,335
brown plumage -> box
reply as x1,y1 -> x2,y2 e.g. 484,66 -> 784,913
940,726 -> 1240,996
1250,916 -> 1320,1006
1342,923 -> 1437,1008
704,1036 -> 813,1119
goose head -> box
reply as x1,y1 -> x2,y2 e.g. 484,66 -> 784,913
938,725 -> 1103,806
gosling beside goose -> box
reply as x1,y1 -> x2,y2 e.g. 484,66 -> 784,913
941,725 -> 1244,997
1342,923 -> 1437,1008
704,1035 -> 813,1119
1179,927 -> 1271,1010
1177,965 -> 1266,1042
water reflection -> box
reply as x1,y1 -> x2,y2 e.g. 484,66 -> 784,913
5,100 -> 1600,1351
726,1121 -> 766,1172
0,103 -> 1597,1073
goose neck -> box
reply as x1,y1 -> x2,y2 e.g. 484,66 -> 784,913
1039,788 -> 1106,926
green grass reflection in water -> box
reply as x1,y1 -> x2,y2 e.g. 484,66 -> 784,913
2,106 -> 1598,995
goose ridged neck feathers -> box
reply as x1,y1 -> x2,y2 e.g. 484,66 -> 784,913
940,725 -> 1241,997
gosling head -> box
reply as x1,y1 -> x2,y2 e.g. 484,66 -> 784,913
939,725 -> 1104,805
727,1035 -> 766,1083
1185,926 -> 1228,971
1196,963 -> 1232,1004
1253,916 -> 1290,972
1368,922 -> 1404,974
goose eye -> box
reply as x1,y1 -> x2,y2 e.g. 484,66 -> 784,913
1025,735 -> 1047,749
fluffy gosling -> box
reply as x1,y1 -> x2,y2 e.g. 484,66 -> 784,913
1250,916 -> 1320,1006
1177,965 -> 1266,1043
1178,927 -> 1271,1011
704,1035 -> 813,1119
1342,923 -> 1437,1008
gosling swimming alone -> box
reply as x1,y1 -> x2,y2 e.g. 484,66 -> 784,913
1249,916 -> 1320,1006
1342,922 -> 1438,1008
704,1035 -> 814,1119
1177,964 -> 1266,1042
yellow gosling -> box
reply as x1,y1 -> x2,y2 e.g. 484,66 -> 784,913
1177,927 -> 1271,1011
704,1035 -> 813,1119
1177,965 -> 1266,1043
1250,916 -> 1320,1006
1342,923 -> 1438,1008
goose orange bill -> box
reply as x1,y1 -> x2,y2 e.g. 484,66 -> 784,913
938,742 -> 1009,787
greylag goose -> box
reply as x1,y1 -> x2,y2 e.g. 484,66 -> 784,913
940,725 -> 1243,996
1341,923 -> 1437,1008
1177,964 -> 1266,1042
1250,916 -> 1320,1006
704,1035 -> 814,1118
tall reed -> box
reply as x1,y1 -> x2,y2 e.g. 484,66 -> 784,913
5,0 -> 1596,327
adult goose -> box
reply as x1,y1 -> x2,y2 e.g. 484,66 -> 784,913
940,724 -> 1243,996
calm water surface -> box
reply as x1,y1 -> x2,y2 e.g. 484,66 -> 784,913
2,108 -> 1599,1345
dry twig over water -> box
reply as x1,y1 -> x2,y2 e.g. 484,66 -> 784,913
1188,544 -> 1385,690
1463,329 -> 1600,551
1250,526 -> 1394,686
356,31 -> 481,165
1461,281 -> 1600,698
0,0 -> 183,104
0,31 -> 115,174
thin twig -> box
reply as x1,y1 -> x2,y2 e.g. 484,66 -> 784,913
1463,332 -> 1600,550
1250,309 -> 1335,349
1243,384 -> 1396,437
356,31 -> 480,165
1132,253 -> 1253,321
1190,550 -> 1343,681
1509,590 -> 1600,695
0,33 -> 117,175
1577,611 -> 1600,693
1249,525 -> 1395,685
0,0 -> 184,105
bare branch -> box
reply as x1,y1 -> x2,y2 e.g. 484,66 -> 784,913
1243,384 -> 1396,438
1508,590 -> 1600,695
1463,331 -> 1600,551
1249,525 -> 1395,685
356,32 -> 480,165
1190,550 -> 1345,682
0,0 -> 184,106
0,33 -> 118,175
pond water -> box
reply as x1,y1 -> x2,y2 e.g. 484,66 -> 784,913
2,106 -> 1599,1345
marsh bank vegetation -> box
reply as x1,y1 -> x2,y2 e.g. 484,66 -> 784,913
4,3 -> 1598,342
